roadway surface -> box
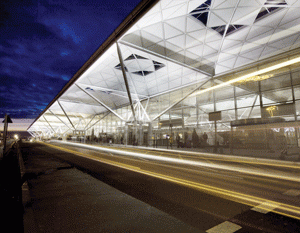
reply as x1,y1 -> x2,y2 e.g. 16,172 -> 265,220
24,140 -> 300,232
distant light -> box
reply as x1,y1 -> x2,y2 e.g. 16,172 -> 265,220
14,134 -> 19,140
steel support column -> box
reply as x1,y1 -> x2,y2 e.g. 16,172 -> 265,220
57,101 -> 76,130
49,110 -> 73,130
116,42 -> 136,122
75,84 -> 125,122
152,79 -> 211,121
43,115 -> 56,134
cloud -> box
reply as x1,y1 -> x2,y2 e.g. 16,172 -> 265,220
0,0 -> 141,119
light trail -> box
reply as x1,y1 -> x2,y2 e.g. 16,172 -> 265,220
116,145 -> 300,170
190,56 -> 300,98
42,141 -> 300,220
52,140 -> 300,183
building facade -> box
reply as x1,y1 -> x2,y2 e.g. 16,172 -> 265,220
28,0 -> 300,158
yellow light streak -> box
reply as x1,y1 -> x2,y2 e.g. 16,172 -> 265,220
237,74 -> 274,83
191,56 -> 300,97
50,143 -> 297,192
42,142 -> 300,220
92,144 -> 300,170
52,140 -> 300,182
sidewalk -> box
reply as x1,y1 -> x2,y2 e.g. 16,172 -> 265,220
21,142 -> 201,233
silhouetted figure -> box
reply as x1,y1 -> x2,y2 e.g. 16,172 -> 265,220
202,132 -> 208,145
192,129 -> 199,148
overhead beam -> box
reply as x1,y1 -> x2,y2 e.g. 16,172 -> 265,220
75,84 -> 148,100
84,114 -> 97,130
75,84 -> 125,122
28,131 -> 35,137
49,109 -> 73,130
248,95 -> 259,118
57,101 -> 76,130
43,115 -> 56,133
152,79 -> 211,121
85,112 -> 111,131
116,42 -> 136,121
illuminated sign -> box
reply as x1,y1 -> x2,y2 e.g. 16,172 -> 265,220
261,103 -> 295,118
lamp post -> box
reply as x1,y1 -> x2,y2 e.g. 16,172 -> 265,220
2,114 -> 13,153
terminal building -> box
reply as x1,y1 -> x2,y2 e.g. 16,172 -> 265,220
28,0 -> 300,157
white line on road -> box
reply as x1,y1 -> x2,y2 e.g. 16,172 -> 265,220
251,202 -> 280,214
283,189 -> 300,196
206,221 -> 242,233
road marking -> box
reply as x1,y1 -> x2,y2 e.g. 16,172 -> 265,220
206,221 -> 242,233
251,202 -> 280,214
283,189 -> 300,196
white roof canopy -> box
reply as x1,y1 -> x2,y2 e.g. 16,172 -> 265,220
29,0 -> 300,134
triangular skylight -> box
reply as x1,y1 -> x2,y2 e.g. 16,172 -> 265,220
115,54 -> 165,76
190,0 -> 288,37
189,0 -> 244,37
255,0 -> 287,22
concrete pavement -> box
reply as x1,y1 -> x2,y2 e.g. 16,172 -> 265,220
20,142 -> 201,233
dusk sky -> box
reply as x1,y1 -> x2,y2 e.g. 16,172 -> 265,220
0,0 -> 141,125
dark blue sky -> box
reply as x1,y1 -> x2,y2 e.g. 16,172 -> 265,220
0,0 -> 141,119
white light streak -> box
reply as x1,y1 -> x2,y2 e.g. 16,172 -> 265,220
54,140 -> 300,183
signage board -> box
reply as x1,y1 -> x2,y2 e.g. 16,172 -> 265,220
261,103 -> 295,118
209,111 -> 222,121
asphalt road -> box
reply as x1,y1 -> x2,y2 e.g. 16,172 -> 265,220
31,141 -> 300,232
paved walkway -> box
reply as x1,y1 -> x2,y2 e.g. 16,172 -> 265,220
21,142 -> 201,233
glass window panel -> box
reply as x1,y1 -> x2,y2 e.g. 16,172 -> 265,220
262,88 -> 293,105
198,112 -> 209,124
236,94 -> 259,108
199,103 -> 214,113
216,99 -> 234,111
170,108 -> 183,119
238,107 -> 251,119
260,72 -> 291,91
183,95 -> 196,106
291,67 -> 300,86
217,122 -> 231,132
196,90 -> 214,105
215,85 -> 234,101
235,81 -> 259,96
238,106 -> 261,119
219,109 -> 235,122
183,107 -> 194,120
293,85 -> 300,100
295,100 -> 300,116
